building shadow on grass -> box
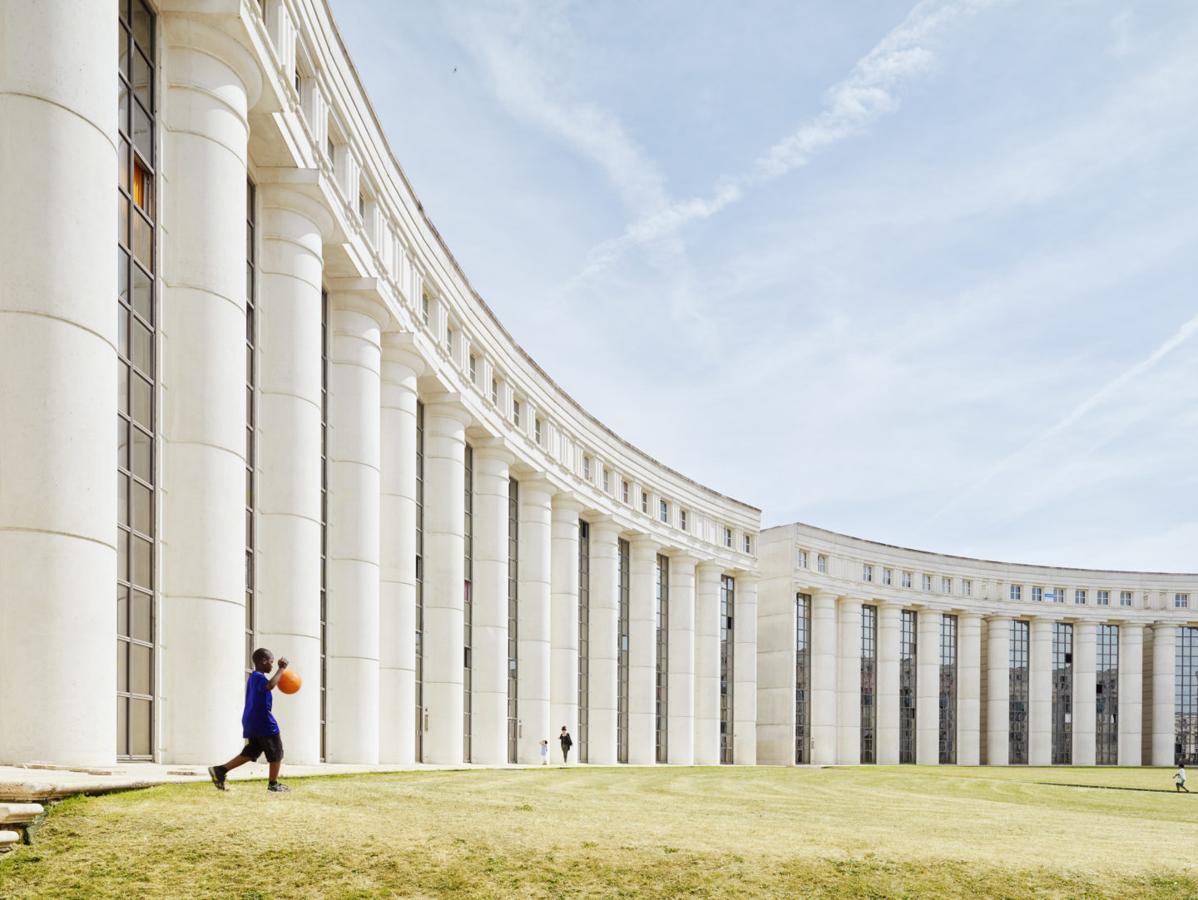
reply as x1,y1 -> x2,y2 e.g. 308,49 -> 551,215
1036,782 -> 1181,794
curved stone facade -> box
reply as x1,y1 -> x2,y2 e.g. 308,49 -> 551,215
758,523 -> 1198,768
0,0 -> 757,768
0,0 -> 1189,771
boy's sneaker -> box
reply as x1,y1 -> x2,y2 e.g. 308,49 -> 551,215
207,766 -> 226,791
267,782 -> 290,793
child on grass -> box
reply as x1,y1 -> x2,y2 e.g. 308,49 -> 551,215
1177,763 -> 1189,793
209,648 -> 290,793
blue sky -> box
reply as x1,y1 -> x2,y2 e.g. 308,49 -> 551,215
331,0 -> 1198,572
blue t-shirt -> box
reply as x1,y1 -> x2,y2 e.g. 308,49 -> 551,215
242,671 -> 279,738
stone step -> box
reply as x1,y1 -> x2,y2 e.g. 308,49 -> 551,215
0,802 -> 44,826
0,830 -> 20,853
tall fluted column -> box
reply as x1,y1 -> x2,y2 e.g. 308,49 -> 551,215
810,590 -> 838,765
667,556 -> 698,765
733,575 -> 758,765
876,603 -> 901,765
159,18 -> 262,763
324,294 -> 388,763
470,443 -> 513,765
0,0 -> 118,766
254,185 -> 330,765
628,536 -> 660,764
420,400 -> 470,763
986,616 -> 1011,766
917,610 -> 942,765
517,477 -> 554,763
550,498 -> 583,754
378,336 -> 423,764
1118,623 -> 1143,766
1028,617 -> 1053,766
837,597 -> 862,764
1072,621 -> 1097,766
588,520 -> 622,764
1152,624 -> 1176,766
958,613 -> 983,765
694,563 -> 724,765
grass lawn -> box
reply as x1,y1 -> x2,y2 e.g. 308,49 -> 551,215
4,765 -> 1198,897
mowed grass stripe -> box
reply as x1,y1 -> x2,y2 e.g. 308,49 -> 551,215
3,766 -> 1198,898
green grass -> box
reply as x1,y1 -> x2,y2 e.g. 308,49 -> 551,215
4,766 -> 1198,897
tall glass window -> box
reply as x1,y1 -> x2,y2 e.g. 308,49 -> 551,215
1096,624 -> 1119,765
244,179 -> 257,674
320,292 -> 329,760
1009,620 -> 1029,764
720,575 -> 736,764
655,554 -> 670,763
795,593 -> 812,764
462,444 -> 473,761
861,605 -> 877,764
899,610 -> 917,764
414,401 -> 424,760
578,521 -> 590,763
617,538 -> 630,763
507,477 -> 519,763
117,0 -> 157,760
1051,622 -> 1073,764
939,615 -> 957,764
1176,627 -> 1198,765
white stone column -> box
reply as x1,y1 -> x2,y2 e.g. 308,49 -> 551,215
734,575 -> 758,765
837,597 -> 862,765
1072,621 -> 1097,766
1153,624 -> 1176,766
378,336 -> 424,764
159,18 -> 262,763
0,0 -> 118,766
958,613 -> 983,766
1028,617 -> 1053,766
917,610 -> 942,765
876,603 -> 901,766
668,556 -> 698,765
324,294 -> 388,763
1119,623 -> 1143,767
517,477 -> 554,764
694,562 -> 724,765
253,185 -> 330,765
550,497 -> 583,756
470,442 -> 513,765
627,536 -> 660,764
986,616 -> 1011,766
420,400 -> 471,764
587,520 -> 621,764
810,590 -> 839,765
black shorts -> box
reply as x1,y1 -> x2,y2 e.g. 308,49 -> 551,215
240,733 -> 284,764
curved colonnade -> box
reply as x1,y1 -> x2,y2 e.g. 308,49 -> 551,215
759,524 -> 1198,768
1,0 -> 1192,771
0,0 -> 757,767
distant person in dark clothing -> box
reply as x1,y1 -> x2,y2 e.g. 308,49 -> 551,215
208,648 -> 290,792
560,726 -> 573,765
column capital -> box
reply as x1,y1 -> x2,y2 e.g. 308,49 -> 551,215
838,595 -> 863,610
381,332 -> 426,378
517,474 -> 557,500
986,613 -> 1013,624
471,437 -> 515,466
422,394 -> 473,428
589,516 -> 623,542
811,588 -> 840,604
668,553 -> 702,571
627,533 -> 661,552
255,175 -> 340,241
551,494 -> 585,517
327,281 -> 393,329
162,13 -> 263,107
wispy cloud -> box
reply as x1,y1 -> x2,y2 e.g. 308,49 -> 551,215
579,0 -> 1006,275
924,310 -> 1198,526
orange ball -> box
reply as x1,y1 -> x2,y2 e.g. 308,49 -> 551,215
278,669 -> 302,695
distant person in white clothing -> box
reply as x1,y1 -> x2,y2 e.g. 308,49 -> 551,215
540,740 -> 549,765
1177,763 -> 1190,793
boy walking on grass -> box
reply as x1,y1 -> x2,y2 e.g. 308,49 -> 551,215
209,648 -> 290,793
1177,763 -> 1189,793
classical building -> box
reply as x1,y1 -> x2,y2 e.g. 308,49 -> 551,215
1,0 -> 1194,772
0,0 -> 759,768
758,523 -> 1198,768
